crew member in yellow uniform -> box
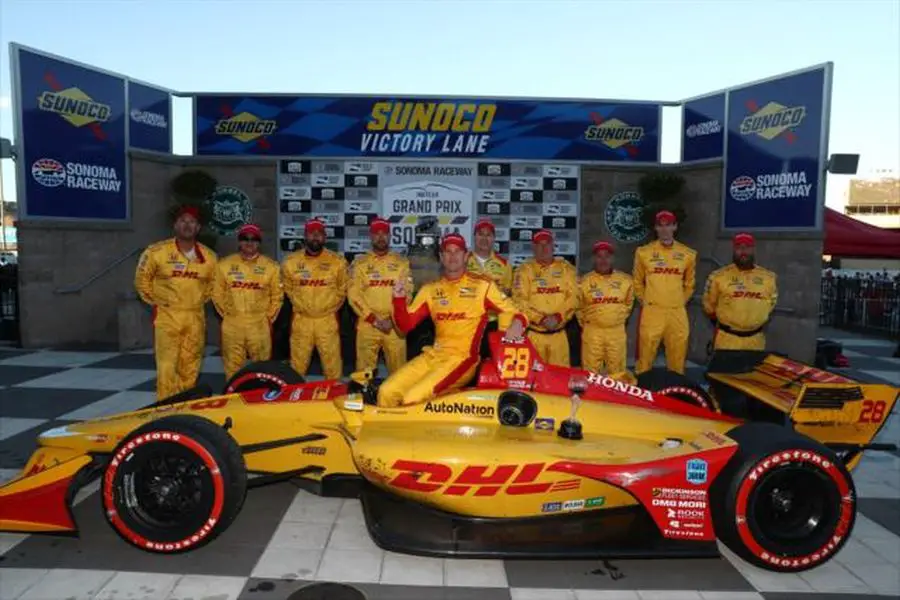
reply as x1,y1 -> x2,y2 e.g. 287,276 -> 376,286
348,217 -> 413,374
633,210 -> 697,374
702,233 -> 778,351
466,218 -> 513,358
377,233 -> 528,407
512,229 -> 577,366
134,206 -> 218,400
212,224 -> 283,379
577,241 -> 634,374
282,218 -> 348,380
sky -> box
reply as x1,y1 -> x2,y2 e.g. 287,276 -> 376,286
1,0 -> 898,211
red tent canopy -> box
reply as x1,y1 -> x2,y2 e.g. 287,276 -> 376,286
823,208 -> 900,258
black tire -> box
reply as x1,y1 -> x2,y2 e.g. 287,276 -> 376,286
102,415 -> 247,554
711,422 -> 856,572
223,360 -> 305,394
637,368 -> 717,411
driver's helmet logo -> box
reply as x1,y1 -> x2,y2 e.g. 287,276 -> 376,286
604,191 -> 649,244
208,185 -> 252,235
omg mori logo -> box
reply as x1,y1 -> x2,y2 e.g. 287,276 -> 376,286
740,99 -> 806,143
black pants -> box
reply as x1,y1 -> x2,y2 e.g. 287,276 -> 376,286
479,320 -> 499,360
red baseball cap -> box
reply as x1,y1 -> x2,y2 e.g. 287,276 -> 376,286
176,205 -> 200,221
441,233 -> 467,251
733,232 -> 755,246
237,223 -> 262,239
655,210 -> 677,225
474,218 -> 496,234
304,219 -> 326,235
370,217 -> 390,235
533,229 -> 554,244
592,240 -> 614,254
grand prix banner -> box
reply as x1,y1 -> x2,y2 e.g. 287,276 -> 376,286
194,95 -> 662,162
722,65 -> 831,231
681,92 -> 725,162
128,80 -> 172,153
13,45 -> 129,221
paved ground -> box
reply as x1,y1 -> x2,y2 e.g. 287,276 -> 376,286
0,329 -> 898,600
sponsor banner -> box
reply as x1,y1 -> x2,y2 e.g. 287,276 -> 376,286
14,46 -> 128,220
681,93 -> 725,162
723,66 -> 830,230
128,81 -> 171,153
195,95 -> 661,162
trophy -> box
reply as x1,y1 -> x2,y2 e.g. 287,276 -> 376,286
558,374 -> 587,440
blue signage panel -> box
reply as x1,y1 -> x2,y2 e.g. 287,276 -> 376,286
682,93 -> 725,162
15,46 -> 128,220
128,80 -> 171,153
194,95 -> 662,162
722,66 -> 830,231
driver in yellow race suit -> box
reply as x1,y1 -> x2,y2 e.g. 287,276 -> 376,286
212,224 -> 283,379
702,233 -> 778,350
376,233 -> 528,407
134,206 -> 218,400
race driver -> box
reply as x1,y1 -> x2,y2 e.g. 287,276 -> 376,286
211,224 -> 283,379
376,233 -> 528,407
577,241 -> 634,374
702,233 -> 778,350
466,218 -> 513,357
632,210 -> 697,374
134,206 -> 218,400
512,229 -> 577,366
348,217 -> 413,374
282,219 -> 348,380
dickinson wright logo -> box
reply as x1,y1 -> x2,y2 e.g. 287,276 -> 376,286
584,112 -> 644,157
213,103 -> 277,149
740,100 -> 806,143
37,72 -> 110,140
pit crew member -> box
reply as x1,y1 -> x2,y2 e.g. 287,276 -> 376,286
134,206 -> 218,400
466,218 -> 513,357
212,224 -> 283,379
702,233 -> 778,351
348,217 -> 413,374
282,219 -> 348,380
577,241 -> 634,374
633,210 -> 697,375
377,233 -> 527,407
512,229 -> 577,366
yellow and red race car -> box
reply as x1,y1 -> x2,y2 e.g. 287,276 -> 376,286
0,333 -> 895,573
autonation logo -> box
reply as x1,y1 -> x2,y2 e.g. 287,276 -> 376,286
130,109 -> 168,129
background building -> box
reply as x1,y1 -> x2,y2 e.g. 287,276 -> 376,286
845,169 -> 900,229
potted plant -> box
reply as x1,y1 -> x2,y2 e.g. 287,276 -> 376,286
167,170 -> 219,250
637,170 -> 688,231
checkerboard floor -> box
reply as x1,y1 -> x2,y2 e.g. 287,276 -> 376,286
1,331 -> 898,600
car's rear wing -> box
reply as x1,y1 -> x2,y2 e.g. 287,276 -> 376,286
705,351 -> 898,464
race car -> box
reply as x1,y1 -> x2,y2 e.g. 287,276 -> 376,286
0,333 -> 896,574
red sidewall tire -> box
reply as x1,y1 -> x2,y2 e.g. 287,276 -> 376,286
223,360 -> 304,394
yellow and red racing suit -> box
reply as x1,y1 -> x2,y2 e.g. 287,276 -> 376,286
376,273 -> 527,407
702,263 -> 778,350
632,240 -> 697,374
134,239 -> 218,400
512,258 -> 577,366
348,251 -> 413,374
577,270 -> 634,374
282,248 -> 348,380
467,251 -> 513,294
212,253 -> 283,379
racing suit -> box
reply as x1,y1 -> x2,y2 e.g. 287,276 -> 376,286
282,248 -> 348,380
702,264 -> 778,350
577,270 -> 634,374
512,258 -> 577,366
348,251 -> 413,374
632,240 -> 697,374
377,273 -> 527,407
467,251 -> 513,357
134,239 -> 218,400
212,253 -> 284,379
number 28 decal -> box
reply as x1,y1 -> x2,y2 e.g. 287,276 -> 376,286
500,347 -> 531,379
858,400 -> 887,424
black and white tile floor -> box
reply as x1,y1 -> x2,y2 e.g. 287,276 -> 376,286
0,329 -> 897,600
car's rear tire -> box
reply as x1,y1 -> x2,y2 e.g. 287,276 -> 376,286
223,360 -> 305,394
102,415 -> 247,554
711,422 -> 856,572
637,368 -> 718,411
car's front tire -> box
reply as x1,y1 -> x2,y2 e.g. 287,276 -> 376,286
102,415 -> 247,553
223,360 -> 305,394
637,368 -> 718,411
711,422 -> 856,572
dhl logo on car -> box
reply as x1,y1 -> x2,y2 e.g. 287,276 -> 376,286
215,112 -> 278,144
38,87 -> 111,128
367,102 -> 496,132
584,112 -> 644,155
740,100 -> 806,142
